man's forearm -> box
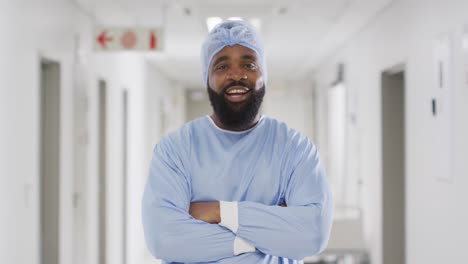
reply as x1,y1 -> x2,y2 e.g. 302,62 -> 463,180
189,200 -> 331,260
188,201 -> 286,223
235,201 -> 332,260
189,201 -> 221,223
189,201 -> 257,255
143,199 -> 237,262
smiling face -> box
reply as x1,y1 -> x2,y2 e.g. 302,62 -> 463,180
207,44 -> 266,131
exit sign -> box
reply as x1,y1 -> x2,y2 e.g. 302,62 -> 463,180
94,27 -> 163,51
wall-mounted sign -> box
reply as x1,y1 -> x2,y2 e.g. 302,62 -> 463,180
94,27 -> 163,51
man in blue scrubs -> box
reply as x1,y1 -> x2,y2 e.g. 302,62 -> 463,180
142,20 -> 333,264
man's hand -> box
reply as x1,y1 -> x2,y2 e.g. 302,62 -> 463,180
189,201 -> 221,224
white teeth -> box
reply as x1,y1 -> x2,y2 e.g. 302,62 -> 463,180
227,88 -> 249,95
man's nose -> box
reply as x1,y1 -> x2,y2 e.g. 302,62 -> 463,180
227,67 -> 247,81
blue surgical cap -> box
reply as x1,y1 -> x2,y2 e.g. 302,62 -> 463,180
201,20 -> 267,85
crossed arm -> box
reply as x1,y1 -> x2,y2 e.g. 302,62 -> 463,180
142,140 -> 333,263
189,201 -> 287,223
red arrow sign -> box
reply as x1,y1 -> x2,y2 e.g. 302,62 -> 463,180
94,28 -> 162,51
150,32 -> 157,49
97,31 -> 113,48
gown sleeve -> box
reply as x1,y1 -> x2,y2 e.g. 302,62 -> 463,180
142,137 -> 236,263
235,136 -> 334,260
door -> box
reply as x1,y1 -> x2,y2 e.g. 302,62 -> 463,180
381,69 -> 406,264
40,59 -> 61,264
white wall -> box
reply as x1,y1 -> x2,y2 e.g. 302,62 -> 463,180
0,1 -> 181,264
145,62 -> 186,151
0,1 -> 13,262
0,1 -> 86,263
313,0 -> 468,263
0,2 -> 81,264
262,80 -> 316,140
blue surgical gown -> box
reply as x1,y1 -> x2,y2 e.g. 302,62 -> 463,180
142,115 -> 333,263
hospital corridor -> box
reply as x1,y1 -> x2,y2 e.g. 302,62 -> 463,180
1,0 -> 467,264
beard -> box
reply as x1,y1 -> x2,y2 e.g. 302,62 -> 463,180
207,81 -> 266,131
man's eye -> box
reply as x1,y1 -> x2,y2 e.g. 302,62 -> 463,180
215,64 -> 228,71
244,63 -> 258,70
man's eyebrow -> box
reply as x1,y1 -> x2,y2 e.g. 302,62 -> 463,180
211,56 -> 229,68
242,54 -> 257,61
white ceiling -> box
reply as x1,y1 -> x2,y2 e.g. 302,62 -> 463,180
79,0 -> 394,88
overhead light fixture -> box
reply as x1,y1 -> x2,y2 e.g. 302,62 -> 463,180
206,16 -> 262,32
206,17 -> 222,32
227,17 -> 243,21
249,18 -> 262,31
228,17 -> 262,31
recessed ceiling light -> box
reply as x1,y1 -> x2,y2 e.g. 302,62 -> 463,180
249,18 -> 262,31
227,17 -> 243,21
206,17 -> 223,32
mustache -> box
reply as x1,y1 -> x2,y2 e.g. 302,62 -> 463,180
221,81 -> 252,93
